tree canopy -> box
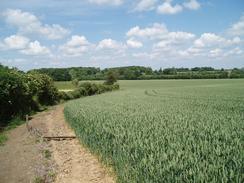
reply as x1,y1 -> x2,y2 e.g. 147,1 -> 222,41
29,66 -> 244,81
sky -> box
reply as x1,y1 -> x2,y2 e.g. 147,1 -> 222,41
0,0 -> 244,71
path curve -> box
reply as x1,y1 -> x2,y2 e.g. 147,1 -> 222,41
45,105 -> 115,183
0,105 -> 115,183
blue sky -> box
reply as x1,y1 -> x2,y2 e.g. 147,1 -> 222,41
0,0 -> 244,70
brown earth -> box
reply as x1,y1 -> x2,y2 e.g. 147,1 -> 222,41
0,105 -> 115,183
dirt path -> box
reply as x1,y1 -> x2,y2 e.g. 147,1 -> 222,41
0,105 -> 115,183
0,112 -> 55,183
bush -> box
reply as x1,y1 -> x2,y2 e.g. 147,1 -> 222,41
71,79 -> 79,87
104,71 -> 117,85
35,74 -> 60,105
0,71 -> 34,124
59,82 -> 120,101
0,64 -> 119,126
0,68 -> 60,126
58,91 -> 70,101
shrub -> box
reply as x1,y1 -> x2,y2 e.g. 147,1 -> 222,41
0,71 -> 34,123
71,79 -> 79,87
0,69 -> 60,125
28,73 -> 59,105
59,82 -> 120,101
58,91 -> 70,101
104,71 -> 117,85
77,87 -> 88,96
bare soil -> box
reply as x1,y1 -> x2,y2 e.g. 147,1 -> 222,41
0,105 -> 115,183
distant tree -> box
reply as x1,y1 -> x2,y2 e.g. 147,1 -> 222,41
163,68 -> 177,75
104,71 -> 117,85
159,68 -> 163,73
72,79 -> 79,87
69,69 -> 77,80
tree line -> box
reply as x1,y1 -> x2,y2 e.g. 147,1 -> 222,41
0,64 -> 119,127
29,66 -> 244,81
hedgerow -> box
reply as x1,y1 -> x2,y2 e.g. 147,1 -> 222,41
0,65 -> 120,126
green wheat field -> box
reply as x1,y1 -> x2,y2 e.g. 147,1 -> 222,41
60,80 -> 244,183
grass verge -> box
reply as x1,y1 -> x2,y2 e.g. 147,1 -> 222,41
0,118 -> 25,146
0,133 -> 8,146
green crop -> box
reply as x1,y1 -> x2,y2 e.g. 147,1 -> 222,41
64,79 -> 244,183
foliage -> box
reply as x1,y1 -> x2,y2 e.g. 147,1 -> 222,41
0,133 -> 8,146
0,117 -> 25,146
65,79 -> 244,183
29,67 -> 100,81
4,117 -> 25,131
59,82 -> 119,101
0,70 -> 34,123
29,66 -> 244,81
0,66 -> 59,125
71,79 -> 79,87
229,68 -> 244,78
29,68 -> 72,81
104,71 -> 117,85
33,73 -> 60,105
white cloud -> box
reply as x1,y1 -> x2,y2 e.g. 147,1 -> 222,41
126,23 -> 168,39
132,52 -> 156,59
88,0 -> 123,6
126,23 -> 197,59
168,31 -> 196,42
183,0 -> 200,10
2,9 -> 69,40
181,47 -> 202,57
224,47 -> 243,57
209,48 -> 223,58
157,0 -> 183,15
2,35 -> 29,50
127,23 -> 195,50
194,33 -> 240,48
21,41 -> 50,56
97,38 -> 124,49
127,38 -> 143,48
228,15 -> 244,36
59,35 -> 91,57
134,0 -> 158,12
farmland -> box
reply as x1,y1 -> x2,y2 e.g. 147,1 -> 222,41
64,79 -> 244,182
54,81 -> 76,91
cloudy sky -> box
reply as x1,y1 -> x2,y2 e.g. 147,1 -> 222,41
0,0 -> 244,70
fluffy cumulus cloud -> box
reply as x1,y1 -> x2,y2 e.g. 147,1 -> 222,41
133,0 -> 201,14
133,0 -> 158,12
127,23 -> 195,43
2,9 -> 69,40
194,33 -> 241,48
0,34 -> 50,56
127,38 -> 143,48
157,0 -> 183,15
1,35 -> 29,50
126,22 -> 243,61
228,16 -> 244,36
183,0 -> 201,10
88,0 -> 123,6
97,38 -> 124,50
126,23 -> 168,39
209,48 -> 223,58
59,35 -> 91,57
20,41 -> 50,56
179,33 -> 242,59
